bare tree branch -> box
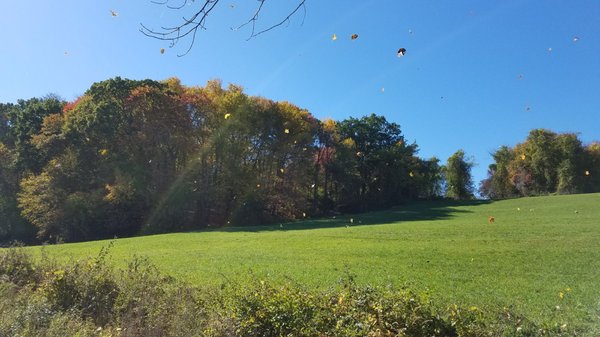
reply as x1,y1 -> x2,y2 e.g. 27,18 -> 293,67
141,0 -> 307,56
241,0 -> 306,40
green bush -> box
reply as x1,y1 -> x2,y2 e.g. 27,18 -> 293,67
0,245 -> 40,286
39,245 -> 119,326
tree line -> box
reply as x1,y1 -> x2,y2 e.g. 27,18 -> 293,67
0,77 -> 470,243
3,77 -> 596,244
480,129 -> 600,198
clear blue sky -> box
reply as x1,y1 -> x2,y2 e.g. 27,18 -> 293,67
1,0 -> 599,188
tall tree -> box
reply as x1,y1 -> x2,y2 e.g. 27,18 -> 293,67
335,114 -> 417,210
480,146 -> 518,199
10,97 -> 64,174
444,150 -> 474,200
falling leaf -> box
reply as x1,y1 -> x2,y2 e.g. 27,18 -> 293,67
332,34 -> 337,41
351,34 -> 358,40
381,87 -> 385,93
224,113 -> 231,119
408,29 -> 413,34
350,218 -> 354,223
525,106 -> 531,112
356,151 -> 363,157
548,47 -> 553,52
302,212 -> 306,217
284,128 -> 290,134
160,48 -> 165,54
229,4 -> 235,8
311,183 -> 315,188
573,36 -> 579,42
99,149 -> 109,156
63,51 -> 68,56
409,172 -> 414,177
110,10 -> 118,17
585,170 -> 590,176
397,48 -> 406,57
256,184 -> 261,188
517,74 -> 524,80
280,168 -> 285,173
521,154 -> 526,160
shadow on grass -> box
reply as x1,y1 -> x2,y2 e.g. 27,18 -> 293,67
211,199 -> 493,233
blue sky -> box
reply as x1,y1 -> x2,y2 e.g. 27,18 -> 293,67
1,0 -> 599,188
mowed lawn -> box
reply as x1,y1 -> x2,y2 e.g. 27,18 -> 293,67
26,193 -> 600,328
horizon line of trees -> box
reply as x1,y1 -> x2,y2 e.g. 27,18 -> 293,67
1,77 -> 596,244
480,129 -> 600,198
0,77 -> 458,244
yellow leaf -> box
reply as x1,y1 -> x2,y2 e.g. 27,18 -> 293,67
224,113 -> 231,119
585,170 -> 590,176
284,128 -> 290,134
332,34 -> 337,41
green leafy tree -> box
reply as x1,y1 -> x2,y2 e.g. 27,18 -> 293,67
10,97 -> 64,174
0,143 -> 36,242
582,142 -> 600,193
480,146 -> 518,199
444,150 -> 474,200
0,103 -> 14,145
416,156 -> 444,199
555,133 -> 585,194
335,114 -> 417,210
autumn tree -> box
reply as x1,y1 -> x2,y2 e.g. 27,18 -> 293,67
482,129 -> 597,198
1,76 -> 511,243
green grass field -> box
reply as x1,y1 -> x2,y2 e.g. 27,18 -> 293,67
26,193 -> 600,330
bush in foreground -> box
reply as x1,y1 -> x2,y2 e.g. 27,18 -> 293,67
0,246 -> 583,337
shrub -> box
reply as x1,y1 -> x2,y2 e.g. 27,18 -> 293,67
0,245 -> 40,286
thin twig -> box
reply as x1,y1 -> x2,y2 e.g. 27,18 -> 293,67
140,0 -> 306,55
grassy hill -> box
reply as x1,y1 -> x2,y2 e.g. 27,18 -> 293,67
25,193 -> 600,330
